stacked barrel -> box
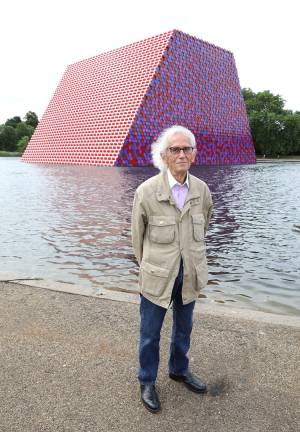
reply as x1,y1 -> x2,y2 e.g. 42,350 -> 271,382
22,30 -> 255,166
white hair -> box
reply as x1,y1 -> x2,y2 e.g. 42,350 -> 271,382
151,125 -> 196,172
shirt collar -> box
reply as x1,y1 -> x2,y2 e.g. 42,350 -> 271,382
167,169 -> 189,189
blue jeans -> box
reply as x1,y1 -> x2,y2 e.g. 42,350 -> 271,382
138,260 -> 196,384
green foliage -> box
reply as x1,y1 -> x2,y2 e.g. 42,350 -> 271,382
15,122 -> 34,141
5,116 -> 22,128
24,111 -> 39,128
0,111 -> 38,154
0,125 -> 17,151
0,150 -> 21,156
242,88 -> 300,156
242,89 -> 285,115
17,136 -> 30,154
280,113 -> 300,155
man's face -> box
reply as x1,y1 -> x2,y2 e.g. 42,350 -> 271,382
161,132 -> 196,178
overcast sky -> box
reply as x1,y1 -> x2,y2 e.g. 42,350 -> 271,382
1,0 -> 299,124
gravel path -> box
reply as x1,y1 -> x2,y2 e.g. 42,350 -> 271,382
0,281 -> 299,432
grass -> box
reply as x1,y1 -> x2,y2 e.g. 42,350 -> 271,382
0,151 -> 21,157
256,155 -> 300,160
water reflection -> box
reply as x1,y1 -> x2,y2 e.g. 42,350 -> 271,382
0,158 -> 299,316
36,165 -> 144,290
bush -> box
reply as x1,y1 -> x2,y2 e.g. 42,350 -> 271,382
17,136 -> 30,154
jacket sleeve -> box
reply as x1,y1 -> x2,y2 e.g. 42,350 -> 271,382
131,190 -> 147,266
204,187 -> 213,235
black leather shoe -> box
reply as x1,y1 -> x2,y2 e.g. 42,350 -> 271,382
140,384 -> 161,413
169,370 -> 207,393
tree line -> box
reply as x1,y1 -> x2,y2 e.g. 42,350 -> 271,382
1,90 -> 299,157
0,111 -> 38,154
242,88 -> 300,157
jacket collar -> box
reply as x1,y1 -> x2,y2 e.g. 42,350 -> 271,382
156,171 -> 201,204
167,169 -> 189,189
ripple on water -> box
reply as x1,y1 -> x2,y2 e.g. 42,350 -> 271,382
0,159 -> 299,316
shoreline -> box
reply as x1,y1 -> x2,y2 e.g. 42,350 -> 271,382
1,153 -> 300,162
256,157 -> 300,163
0,151 -> 21,157
1,271 -> 299,328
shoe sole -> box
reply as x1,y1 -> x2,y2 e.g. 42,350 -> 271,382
141,398 -> 161,413
169,374 -> 207,394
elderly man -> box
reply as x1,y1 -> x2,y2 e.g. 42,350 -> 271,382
131,125 -> 213,413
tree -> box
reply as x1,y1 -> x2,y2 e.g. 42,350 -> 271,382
15,122 -> 34,141
0,111 -> 39,154
0,125 -> 18,151
248,112 -> 284,156
24,111 -> 38,128
17,136 -> 30,154
280,113 -> 300,155
242,88 -> 300,156
242,89 -> 285,115
5,116 -> 22,128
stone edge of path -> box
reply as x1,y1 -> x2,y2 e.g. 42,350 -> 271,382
0,271 -> 299,329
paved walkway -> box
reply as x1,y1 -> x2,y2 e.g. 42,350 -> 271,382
0,281 -> 299,432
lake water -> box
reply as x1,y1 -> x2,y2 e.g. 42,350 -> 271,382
1,158 -> 299,316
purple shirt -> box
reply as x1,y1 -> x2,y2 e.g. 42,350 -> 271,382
167,169 -> 189,210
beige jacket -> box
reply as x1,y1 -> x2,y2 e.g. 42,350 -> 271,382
131,171 -> 213,309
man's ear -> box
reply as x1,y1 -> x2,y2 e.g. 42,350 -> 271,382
191,148 -> 197,163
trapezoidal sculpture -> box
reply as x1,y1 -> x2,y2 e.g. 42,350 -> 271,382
22,30 -> 256,166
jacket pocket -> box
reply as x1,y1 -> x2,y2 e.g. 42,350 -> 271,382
140,261 -> 170,297
149,216 -> 176,244
191,214 -> 205,241
195,260 -> 208,289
